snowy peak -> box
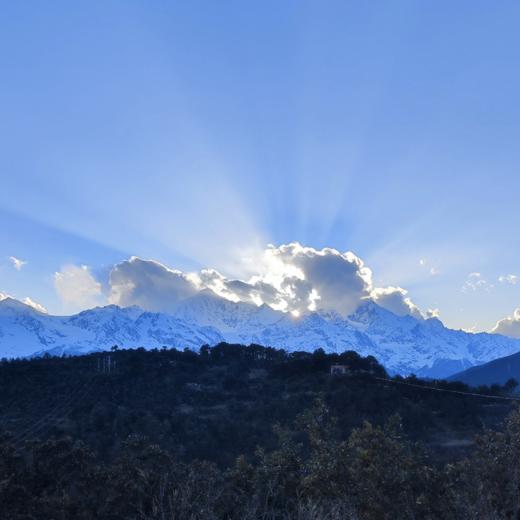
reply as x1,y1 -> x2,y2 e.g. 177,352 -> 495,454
172,291 -> 283,336
0,297 -> 39,315
0,299 -> 223,359
348,300 -> 418,328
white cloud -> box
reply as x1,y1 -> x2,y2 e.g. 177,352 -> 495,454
108,257 -> 199,313
255,243 -> 373,315
462,272 -> 493,293
499,274 -> 518,285
371,286 -> 423,319
103,243 -> 428,319
492,308 -> 520,338
54,264 -> 104,310
212,243 -> 372,314
9,256 -> 27,271
106,244 -> 374,316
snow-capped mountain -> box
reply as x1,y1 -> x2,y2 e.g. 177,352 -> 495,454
0,298 -> 223,358
173,291 -> 286,341
1,295 -> 520,378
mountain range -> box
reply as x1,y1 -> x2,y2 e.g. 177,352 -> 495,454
1,292 -> 520,378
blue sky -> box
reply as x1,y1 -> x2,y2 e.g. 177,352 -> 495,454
1,1 -> 520,331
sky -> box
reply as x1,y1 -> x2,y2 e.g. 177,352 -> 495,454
1,1 -> 520,333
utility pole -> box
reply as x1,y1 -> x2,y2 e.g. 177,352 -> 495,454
96,353 -> 116,375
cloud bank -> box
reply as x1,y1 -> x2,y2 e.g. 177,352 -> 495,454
55,243 -> 431,320
108,257 -> 199,313
492,308 -> 520,338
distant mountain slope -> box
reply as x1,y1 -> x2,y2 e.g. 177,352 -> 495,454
1,295 -> 520,378
448,351 -> 520,386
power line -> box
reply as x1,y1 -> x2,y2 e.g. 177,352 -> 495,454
9,367 -> 101,451
4,354 -> 116,451
373,376 -> 520,402
3,371 -> 82,437
11,377 -> 95,449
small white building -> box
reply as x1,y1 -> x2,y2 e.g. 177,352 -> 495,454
330,364 -> 350,376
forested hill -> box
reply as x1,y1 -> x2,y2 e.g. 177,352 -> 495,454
0,343 -> 515,464
1,344 -> 520,519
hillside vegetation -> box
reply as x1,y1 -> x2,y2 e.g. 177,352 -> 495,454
1,343 -> 519,519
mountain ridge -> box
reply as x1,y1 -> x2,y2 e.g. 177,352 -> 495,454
1,296 -> 519,377
448,350 -> 520,386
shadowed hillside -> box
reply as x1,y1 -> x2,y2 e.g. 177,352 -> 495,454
1,344 -> 520,518
0,343 -> 516,465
